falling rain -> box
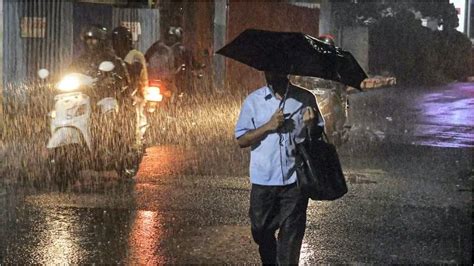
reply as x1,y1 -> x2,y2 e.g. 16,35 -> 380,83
0,0 -> 472,264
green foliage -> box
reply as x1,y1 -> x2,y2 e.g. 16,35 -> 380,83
435,30 -> 472,80
333,0 -> 457,29
361,2 -> 471,85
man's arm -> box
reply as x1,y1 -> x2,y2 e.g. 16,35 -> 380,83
237,108 -> 284,148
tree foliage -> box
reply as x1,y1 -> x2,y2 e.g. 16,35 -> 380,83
333,0 -> 458,30
334,0 -> 471,85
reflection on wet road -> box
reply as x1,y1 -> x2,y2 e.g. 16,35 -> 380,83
9,205 -> 167,264
0,145 -> 197,264
1,204 -> 132,264
2,140 -> 470,264
0,83 -> 472,263
414,83 -> 474,147
127,210 -> 165,265
39,207 -> 84,264
350,82 -> 474,148
136,146 -> 197,181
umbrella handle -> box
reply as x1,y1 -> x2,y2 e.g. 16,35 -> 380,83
279,66 -> 294,111
279,79 -> 290,111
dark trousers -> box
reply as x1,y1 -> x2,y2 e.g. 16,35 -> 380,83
249,183 -> 309,265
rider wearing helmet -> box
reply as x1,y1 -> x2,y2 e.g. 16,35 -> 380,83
145,26 -> 189,99
111,26 -> 150,148
111,26 -> 148,96
83,25 -> 109,51
111,26 -> 133,59
166,26 -> 189,94
70,24 -> 130,97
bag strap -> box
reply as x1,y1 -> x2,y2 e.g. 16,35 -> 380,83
305,97 -> 331,145
307,126 -> 330,144
322,130 -> 330,144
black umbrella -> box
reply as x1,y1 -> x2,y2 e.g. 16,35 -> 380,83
216,29 -> 367,90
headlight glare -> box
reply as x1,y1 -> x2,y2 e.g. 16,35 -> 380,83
144,86 -> 163,102
57,75 -> 80,92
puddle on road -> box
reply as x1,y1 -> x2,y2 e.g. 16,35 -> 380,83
0,203 -> 169,264
136,145 -> 198,181
165,224 -> 259,264
24,192 -> 135,209
126,210 -> 167,265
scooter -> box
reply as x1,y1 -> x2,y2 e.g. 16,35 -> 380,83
39,62 -> 163,189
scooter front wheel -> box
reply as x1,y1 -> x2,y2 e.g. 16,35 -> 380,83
48,144 -> 85,191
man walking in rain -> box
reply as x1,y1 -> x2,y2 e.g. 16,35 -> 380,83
235,71 -> 323,264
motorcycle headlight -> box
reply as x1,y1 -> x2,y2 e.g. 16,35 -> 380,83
57,75 -> 81,92
144,86 -> 163,102
49,110 -> 56,119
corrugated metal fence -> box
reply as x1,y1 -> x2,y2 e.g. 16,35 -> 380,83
112,7 -> 161,54
3,0 -> 73,99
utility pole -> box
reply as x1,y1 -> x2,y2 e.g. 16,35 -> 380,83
0,0 -> 3,114
467,0 -> 471,39
319,0 -> 333,37
213,0 -> 228,90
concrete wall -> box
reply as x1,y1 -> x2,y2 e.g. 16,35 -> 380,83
182,1 -> 214,92
319,0 -> 335,38
227,1 -> 320,91
213,0 -> 227,91
341,26 -> 369,75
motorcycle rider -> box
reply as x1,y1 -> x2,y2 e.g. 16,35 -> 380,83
145,26 -> 188,99
111,26 -> 148,96
111,26 -> 150,148
166,26 -> 188,93
70,24 -> 130,98
71,25 -> 132,163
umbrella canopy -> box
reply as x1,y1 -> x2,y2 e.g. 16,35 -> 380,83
216,29 -> 367,90
337,50 -> 368,90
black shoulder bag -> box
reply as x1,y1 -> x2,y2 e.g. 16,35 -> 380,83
296,128 -> 348,200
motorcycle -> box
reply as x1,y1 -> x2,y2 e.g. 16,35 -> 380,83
148,63 -> 186,106
38,61 -> 163,189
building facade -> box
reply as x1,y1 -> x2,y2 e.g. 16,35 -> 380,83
1,0 -> 321,108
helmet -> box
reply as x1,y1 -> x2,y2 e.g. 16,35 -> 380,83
111,26 -> 133,59
112,26 -> 133,47
318,34 -> 335,46
81,24 -> 108,41
167,26 -> 183,41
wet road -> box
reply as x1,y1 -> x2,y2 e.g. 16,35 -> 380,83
1,83 -> 473,264
349,82 -> 474,148
1,144 -> 472,264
